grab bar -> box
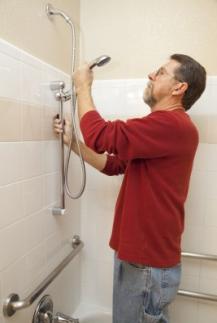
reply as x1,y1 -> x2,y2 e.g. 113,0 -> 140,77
178,289 -> 217,302
182,251 -> 217,261
177,250 -> 217,302
3,235 -> 84,317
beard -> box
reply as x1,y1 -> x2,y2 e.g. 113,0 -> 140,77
143,82 -> 157,108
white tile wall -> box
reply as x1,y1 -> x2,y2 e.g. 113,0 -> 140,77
92,78 -> 149,118
0,39 -> 81,323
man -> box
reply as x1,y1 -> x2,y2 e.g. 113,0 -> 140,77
54,54 -> 206,323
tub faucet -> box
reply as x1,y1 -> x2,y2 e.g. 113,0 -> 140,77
54,312 -> 79,323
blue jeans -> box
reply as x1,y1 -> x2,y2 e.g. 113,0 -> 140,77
113,253 -> 181,323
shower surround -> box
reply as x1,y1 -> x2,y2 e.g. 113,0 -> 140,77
0,38 -> 81,323
1,38 -> 217,322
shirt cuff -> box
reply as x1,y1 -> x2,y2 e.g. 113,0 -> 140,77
101,154 -> 118,175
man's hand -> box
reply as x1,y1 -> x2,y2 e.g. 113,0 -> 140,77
73,63 -> 93,95
53,114 -> 74,146
72,63 -> 96,120
53,113 -> 107,172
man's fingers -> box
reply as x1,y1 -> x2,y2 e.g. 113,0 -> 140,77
53,121 -> 63,133
53,115 -> 73,136
54,127 -> 63,134
53,114 -> 60,120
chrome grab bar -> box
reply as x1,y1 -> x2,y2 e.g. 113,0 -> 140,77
177,251 -> 217,302
3,235 -> 84,317
178,290 -> 217,302
3,247 -> 217,317
182,251 -> 217,262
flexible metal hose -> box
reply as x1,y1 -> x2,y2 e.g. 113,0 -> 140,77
64,21 -> 86,199
46,4 -> 110,200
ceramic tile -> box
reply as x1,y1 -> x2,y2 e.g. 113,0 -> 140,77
197,301 -> 217,323
1,256 -> 26,298
92,81 -> 125,117
170,297 -> 198,323
43,172 -> 60,206
0,182 -> 24,229
21,102 -> 43,141
42,104 -> 59,140
22,176 -> 44,216
205,198 -> 217,227
0,219 -> 28,270
193,143 -> 210,172
0,52 -> 22,100
190,115 -> 209,143
0,98 -> 22,142
42,140 -> 60,174
24,242 -> 46,290
207,115 -> 217,143
199,226 -> 217,255
182,225 -> 205,253
206,171 -> 217,199
200,260 -> 217,280
22,141 -> 43,179
24,210 -> 46,252
0,38 -> 22,60
20,60 -> 44,105
0,142 -> 24,186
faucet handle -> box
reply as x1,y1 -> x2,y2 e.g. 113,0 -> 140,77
50,81 -> 66,91
54,312 -> 79,323
39,311 -> 53,323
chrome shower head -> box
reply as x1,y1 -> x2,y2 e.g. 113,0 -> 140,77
46,3 -> 72,25
89,55 -> 111,69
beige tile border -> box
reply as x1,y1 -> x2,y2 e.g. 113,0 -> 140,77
0,98 -> 58,142
1,97 -> 217,144
0,98 -> 22,142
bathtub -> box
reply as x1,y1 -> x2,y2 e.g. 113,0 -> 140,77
73,303 -> 112,323
79,312 -> 111,323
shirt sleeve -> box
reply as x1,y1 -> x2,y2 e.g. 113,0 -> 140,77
101,154 -> 127,176
80,110 -> 184,160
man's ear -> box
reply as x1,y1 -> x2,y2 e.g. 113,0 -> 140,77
172,82 -> 188,96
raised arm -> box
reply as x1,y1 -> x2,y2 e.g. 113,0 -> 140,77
53,116 -> 126,175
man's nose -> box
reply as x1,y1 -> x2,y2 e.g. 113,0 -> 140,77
148,72 -> 156,81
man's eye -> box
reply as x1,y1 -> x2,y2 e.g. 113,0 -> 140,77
156,69 -> 164,76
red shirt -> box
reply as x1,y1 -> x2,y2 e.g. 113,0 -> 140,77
80,109 -> 199,267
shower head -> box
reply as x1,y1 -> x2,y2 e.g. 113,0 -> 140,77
46,3 -> 72,25
89,55 -> 111,69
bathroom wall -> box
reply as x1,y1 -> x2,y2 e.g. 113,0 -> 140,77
0,0 -> 80,73
0,1 -> 82,322
0,0 -> 82,321
80,0 -> 217,79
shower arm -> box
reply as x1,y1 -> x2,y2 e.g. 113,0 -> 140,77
46,4 -> 76,72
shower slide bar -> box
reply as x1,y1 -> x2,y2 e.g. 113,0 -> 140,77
177,251 -> 217,302
3,235 -> 84,318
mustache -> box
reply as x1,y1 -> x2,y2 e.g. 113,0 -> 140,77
147,81 -> 152,88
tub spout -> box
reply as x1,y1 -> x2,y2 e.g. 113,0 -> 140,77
54,312 -> 79,323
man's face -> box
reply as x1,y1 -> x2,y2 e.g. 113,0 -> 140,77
143,59 -> 181,108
